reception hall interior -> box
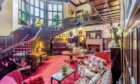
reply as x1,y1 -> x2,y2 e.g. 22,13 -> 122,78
0,0 -> 139,84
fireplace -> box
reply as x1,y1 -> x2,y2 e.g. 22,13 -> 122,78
87,45 -> 100,52
86,39 -> 103,52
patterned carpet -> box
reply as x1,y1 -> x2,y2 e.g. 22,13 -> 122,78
24,55 -> 79,84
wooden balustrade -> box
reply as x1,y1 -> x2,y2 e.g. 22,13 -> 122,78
0,14 -> 104,58
0,27 -> 43,58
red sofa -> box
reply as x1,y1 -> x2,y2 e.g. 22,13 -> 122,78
75,53 -> 112,84
94,52 -> 111,68
0,70 -> 44,84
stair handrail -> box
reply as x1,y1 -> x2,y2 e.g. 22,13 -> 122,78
19,34 -> 30,43
1,27 -> 43,54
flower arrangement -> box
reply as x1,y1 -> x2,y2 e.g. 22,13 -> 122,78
61,65 -> 68,75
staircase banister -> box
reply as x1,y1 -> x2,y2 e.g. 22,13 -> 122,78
1,27 -> 43,54
19,34 -> 29,43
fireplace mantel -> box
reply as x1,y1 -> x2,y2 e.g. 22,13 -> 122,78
86,39 -> 103,52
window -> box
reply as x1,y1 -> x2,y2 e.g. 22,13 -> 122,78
18,0 -> 45,26
40,10 -> 44,18
40,1 -> 44,9
19,0 -> 21,9
58,12 -> 62,20
53,4 -> 57,11
48,12 -> 52,19
47,2 -> 63,27
30,0 -> 34,5
58,4 -> 62,11
48,21 -> 52,26
48,4 -> 52,11
40,19 -> 44,24
35,8 -> 39,16
22,0 -> 25,11
30,6 -> 34,15
35,0 -> 39,7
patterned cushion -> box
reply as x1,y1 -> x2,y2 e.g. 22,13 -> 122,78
88,55 -> 107,67
99,70 -> 111,84
89,73 -> 101,84
75,77 -> 89,84
84,68 -> 95,78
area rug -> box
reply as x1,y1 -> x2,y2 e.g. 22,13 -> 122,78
24,55 -> 79,84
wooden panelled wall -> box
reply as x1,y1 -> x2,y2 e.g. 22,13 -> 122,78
123,28 -> 140,84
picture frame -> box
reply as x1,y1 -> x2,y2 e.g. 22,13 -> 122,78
91,33 -> 96,38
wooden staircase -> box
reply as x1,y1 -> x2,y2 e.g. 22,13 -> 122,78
13,35 -> 33,53
0,14 -> 104,57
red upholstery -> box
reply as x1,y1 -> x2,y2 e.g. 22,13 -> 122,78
7,70 -> 22,84
24,74 -> 44,84
0,70 -> 22,84
76,55 -> 112,84
94,52 -> 111,68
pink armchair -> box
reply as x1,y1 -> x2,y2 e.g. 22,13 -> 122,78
0,70 -> 22,84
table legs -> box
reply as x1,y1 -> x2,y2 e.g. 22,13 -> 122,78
70,55 -> 73,62
51,77 -> 61,84
74,71 -> 76,81
51,77 -> 53,84
58,81 -> 61,84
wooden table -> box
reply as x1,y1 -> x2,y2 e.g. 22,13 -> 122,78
62,51 -> 78,63
29,52 -> 45,65
51,68 -> 76,84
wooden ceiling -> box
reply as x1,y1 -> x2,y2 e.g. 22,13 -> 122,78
70,0 -> 120,23
87,0 -> 120,23
70,0 -> 87,6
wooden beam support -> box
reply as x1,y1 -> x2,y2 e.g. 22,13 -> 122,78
96,4 -> 120,11
70,0 -> 77,6
93,0 -> 118,7
101,12 -> 120,16
99,9 -> 120,14
77,2 -> 87,6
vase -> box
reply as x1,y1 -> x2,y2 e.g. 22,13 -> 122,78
62,70 -> 67,75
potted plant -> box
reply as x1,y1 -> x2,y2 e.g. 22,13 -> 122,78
52,14 -> 60,26
61,65 -> 68,75
19,9 -> 30,26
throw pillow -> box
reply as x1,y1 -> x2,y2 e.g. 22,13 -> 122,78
89,73 -> 101,84
84,68 -> 95,78
79,77 -> 89,84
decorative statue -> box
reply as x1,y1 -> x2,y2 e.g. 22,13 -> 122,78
35,19 -> 41,28
108,40 -> 119,48
110,23 -> 120,47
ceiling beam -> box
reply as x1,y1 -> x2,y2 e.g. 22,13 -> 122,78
110,8 -> 120,11
70,0 -> 87,7
111,16 -> 120,18
111,15 -> 120,17
86,0 -> 105,22
77,2 -> 87,6
69,0 -> 77,6
93,0 -> 118,7
99,9 -> 120,14
96,4 -> 120,11
101,12 -> 120,16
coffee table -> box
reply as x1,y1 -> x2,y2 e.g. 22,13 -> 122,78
51,68 -> 76,84
62,51 -> 78,63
